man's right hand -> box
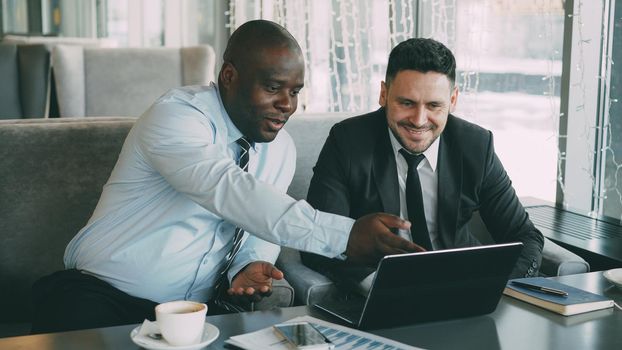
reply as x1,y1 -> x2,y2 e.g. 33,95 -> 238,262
345,213 -> 425,265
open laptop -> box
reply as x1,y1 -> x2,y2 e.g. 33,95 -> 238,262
315,242 -> 523,330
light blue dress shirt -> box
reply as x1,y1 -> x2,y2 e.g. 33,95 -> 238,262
64,83 -> 353,303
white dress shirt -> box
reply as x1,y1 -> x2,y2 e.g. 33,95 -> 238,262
64,83 -> 353,303
387,128 -> 440,249
359,129 -> 440,294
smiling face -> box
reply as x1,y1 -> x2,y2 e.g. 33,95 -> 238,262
219,46 -> 304,143
380,70 -> 458,154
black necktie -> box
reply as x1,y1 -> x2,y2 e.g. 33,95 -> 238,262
212,137 -> 251,312
399,149 -> 433,251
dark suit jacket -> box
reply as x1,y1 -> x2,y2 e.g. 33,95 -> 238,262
301,108 -> 544,282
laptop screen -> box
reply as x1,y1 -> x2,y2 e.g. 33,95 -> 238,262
357,242 -> 523,329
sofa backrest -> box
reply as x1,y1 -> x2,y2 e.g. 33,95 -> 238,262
0,43 -> 50,119
52,45 -> 216,117
284,113 -> 355,200
0,117 -> 136,325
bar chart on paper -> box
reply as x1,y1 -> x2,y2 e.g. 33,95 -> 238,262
225,316 -> 422,350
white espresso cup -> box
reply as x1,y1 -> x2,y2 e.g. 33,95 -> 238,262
155,301 -> 207,346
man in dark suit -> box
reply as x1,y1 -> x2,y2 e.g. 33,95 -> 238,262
301,38 -> 544,289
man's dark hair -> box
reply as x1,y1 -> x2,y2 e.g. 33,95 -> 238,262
222,19 -> 300,65
385,38 -> 456,86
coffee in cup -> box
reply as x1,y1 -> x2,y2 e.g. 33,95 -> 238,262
155,300 -> 207,346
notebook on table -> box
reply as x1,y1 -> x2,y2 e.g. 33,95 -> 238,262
315,242 -> 524,330
503,277 -> 614,316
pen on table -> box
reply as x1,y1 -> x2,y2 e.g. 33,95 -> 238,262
511,281 -> 569,297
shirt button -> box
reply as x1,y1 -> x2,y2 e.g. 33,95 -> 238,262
532,262 -> 537,268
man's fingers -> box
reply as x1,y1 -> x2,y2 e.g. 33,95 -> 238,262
375,213 -> 411,230
261,262 -> 284,280
227,287 -> 245,295
380,231 -> 426,253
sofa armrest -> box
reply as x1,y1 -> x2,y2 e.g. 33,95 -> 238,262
540,238 -> 590,276
276,247 -> 340,305
251,278 -> 295,311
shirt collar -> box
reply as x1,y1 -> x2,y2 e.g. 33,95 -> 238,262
388,127 -> 439,172
214,83 -> 256,151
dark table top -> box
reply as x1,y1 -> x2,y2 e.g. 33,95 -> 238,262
1,272 -> 621,350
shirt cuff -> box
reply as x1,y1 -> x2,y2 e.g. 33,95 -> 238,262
310,210 -> 354,258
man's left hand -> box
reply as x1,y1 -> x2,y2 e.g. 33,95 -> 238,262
227,261 -> 284,303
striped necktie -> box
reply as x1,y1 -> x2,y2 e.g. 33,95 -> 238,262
399,149 -> 433,251
212,137 -> 251,312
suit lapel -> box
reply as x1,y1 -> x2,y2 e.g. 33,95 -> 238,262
372,112 -> 400,217
437,118 -> 462,248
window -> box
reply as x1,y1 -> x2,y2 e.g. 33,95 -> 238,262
423,1 -> 564,203
3,0 -> 619,221
104,0 -> 163,47
1,0 -> 28,34
558,0 -> 622,221
230,0 -> 564,203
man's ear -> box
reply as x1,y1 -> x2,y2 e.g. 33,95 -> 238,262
219,62 -> 237,89
379,81 -> 388,106
449,86 -> 459,113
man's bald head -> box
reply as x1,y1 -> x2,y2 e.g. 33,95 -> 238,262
218,20 -> 305,143
222,20 -> 302,67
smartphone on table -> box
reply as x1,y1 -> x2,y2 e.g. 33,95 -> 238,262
273,322 -> 334,350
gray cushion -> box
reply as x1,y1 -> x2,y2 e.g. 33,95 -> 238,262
52,45 -> 216,117
0,117 -> 136,324
252,278 -> 295,311
52,45 -> 85,117
541,239 -> 590,276
284,113 -> 355,200
276,247 -> 341,306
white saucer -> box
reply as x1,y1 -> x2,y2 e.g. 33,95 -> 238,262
603,268 -> 622,290
130,322 -> 219,350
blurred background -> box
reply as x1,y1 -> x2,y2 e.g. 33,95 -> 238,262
2,0 -> 620,223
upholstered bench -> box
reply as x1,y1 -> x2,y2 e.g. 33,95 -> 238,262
0,117 -> 293,338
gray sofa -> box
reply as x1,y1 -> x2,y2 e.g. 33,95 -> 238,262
0,113 -> 588,337
0,117 -> 291,338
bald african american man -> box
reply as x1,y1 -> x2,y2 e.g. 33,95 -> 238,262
31,20 -> 419,334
